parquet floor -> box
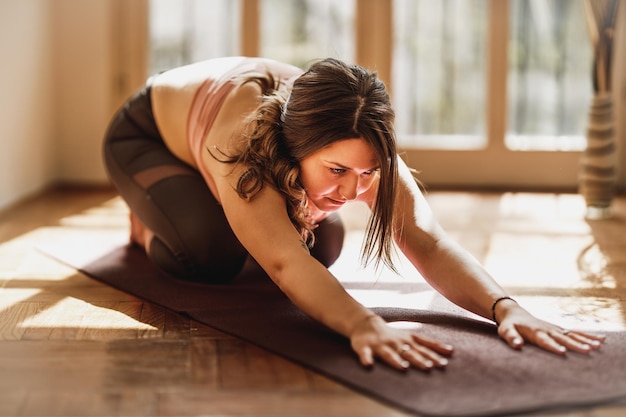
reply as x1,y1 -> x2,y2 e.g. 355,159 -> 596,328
1,186 -> 625,417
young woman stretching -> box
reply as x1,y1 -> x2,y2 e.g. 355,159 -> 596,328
103,56 -> 604,371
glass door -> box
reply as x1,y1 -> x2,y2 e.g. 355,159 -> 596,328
394,0 -> 594,190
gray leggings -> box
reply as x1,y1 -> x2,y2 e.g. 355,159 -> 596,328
102,85 -> 344,283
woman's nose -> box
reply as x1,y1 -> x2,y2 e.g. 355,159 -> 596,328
338,175 -> 358,201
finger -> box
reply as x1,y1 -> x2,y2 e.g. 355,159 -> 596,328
378,345 -> 410,371
533,331 -> 567,355
403,340 -> 450,367
357,345 -> 374,367
410,344 -> 449,368
567,331 -> 605,348
411,333 -> 454,356
551,331 -> 598,354
400,348 -> 436,371
555,335 -> 590,354
497,324 -> 524,350
582,331 -> 606,342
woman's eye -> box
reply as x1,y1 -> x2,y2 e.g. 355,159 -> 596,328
330,168 -> 345,175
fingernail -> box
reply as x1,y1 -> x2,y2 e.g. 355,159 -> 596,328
424,360 -> 434,368
438,358 -> 448,366
513,337 -> 523,346
401,360 -> 410,369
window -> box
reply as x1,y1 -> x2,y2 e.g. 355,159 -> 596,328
392,0 -> 591,151
259,0 -> 355,67
144,0 -> 615,189
393,0 -> 488,150
149,0 -> 240,74
148,0 -> 354,72
506,0 -> 592,151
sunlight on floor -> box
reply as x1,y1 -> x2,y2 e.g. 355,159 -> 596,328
0,198 -> 158,338
348,288 -> 439,311
578,242 -> 619,289
498,192 -> 588,220
483,233 -> 592,287
485,192 -> 626,331
19,299 -> 158,332
57,197 -> 129,229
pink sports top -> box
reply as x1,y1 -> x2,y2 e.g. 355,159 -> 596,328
187,57 -> 301,165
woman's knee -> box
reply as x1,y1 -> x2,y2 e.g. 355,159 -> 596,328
132,171 -> 246,283
148,236 -> 248,284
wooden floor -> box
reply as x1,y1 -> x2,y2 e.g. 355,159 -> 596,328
1,186 -> 625,417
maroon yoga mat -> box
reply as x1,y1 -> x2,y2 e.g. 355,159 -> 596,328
41,241 -> 626,417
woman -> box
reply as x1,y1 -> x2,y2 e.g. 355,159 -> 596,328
103,56 -> 604,371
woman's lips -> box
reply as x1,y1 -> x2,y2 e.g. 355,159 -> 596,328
326,197 -> 347,206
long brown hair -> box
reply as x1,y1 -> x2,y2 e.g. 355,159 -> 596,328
213,58 -> 399,270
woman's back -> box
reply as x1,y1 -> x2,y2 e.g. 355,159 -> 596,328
150,57 -> 301,171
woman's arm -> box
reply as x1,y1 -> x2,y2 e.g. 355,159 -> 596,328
218,177 -> 367,334
215,169 -> 452,370
393,158 -> 507,319
394,156 -> 604,354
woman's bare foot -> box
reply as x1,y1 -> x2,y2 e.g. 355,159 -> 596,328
129,211 -> 152,250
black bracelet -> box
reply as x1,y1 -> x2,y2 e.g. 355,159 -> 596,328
491,296 -> 516,325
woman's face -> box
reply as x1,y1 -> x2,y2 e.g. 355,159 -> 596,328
299,138 -> 380,213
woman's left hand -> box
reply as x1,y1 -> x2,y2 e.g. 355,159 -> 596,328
496,301 -> 605,355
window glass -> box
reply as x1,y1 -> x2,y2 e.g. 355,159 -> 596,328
506,0 -> 592,151
149,0 -> 240,74
393,0 -> 488,149
259,0 -> 355,68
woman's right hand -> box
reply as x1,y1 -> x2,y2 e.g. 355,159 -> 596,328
350,315 -> 454,371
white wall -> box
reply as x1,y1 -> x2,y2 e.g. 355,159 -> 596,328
0,1 -> 57,210
52,0 -> 115,184
0,0 -> 120,211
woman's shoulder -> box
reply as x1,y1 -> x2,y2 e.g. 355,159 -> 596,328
151,57 -> 246,88
151,57 -> 301,88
